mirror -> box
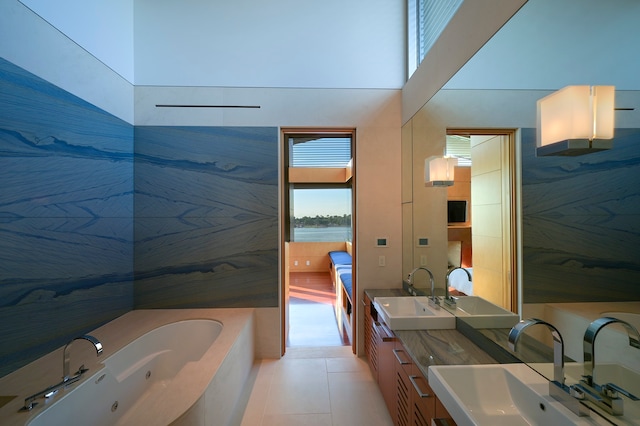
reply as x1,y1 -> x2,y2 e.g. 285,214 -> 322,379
402,125 -> 517,314
402,0 -> 640,423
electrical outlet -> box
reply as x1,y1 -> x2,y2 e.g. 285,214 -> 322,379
378,255 -> 385,267
306,260 -> 310,266
420,255 -> 427,266
294,260 -> 298,266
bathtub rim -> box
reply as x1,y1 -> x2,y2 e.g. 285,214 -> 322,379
0,308 -> 256,426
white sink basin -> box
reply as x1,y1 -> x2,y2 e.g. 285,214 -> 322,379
429,363 -> 604,426
446,296 -> 519,329
372,297 -> 455,330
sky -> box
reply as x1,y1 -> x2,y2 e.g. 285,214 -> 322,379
293,188 -> 352,218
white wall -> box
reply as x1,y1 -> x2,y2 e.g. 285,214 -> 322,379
444,0 -> 640,91
133,0 -> 405,89
1,1 -> 134,123
19,0 -> 134,83
402,0 -> 527,124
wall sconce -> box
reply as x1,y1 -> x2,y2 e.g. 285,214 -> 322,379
425,156 -> 457,187
536,85 -> 615,156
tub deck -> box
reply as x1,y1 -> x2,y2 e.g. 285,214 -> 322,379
0,308 -> 255,426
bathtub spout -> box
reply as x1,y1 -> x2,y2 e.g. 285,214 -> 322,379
63,335 -> 103,381
20,334 -> 103,412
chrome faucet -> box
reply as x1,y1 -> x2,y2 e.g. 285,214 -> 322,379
573,317 -> 640,416
63,335 -> 103,380
444,266 -> 471,308
21,334 -> 103,412
407,267 -> 439,309
508,318 -> 590,417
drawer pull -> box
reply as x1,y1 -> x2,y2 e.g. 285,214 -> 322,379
392,349 -> 411,365
409,375 -> 430,398
373,322 -> 395,342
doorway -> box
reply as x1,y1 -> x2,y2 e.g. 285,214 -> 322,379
280,129 -> 356,355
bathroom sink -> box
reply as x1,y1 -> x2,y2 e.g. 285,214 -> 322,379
446,296 -> 519,329
428,363 -> 601,426
372,297 -> 455,330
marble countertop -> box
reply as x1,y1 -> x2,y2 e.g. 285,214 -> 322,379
364,289 -> 499,378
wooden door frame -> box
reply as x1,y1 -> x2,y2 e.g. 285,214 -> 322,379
279,128 -> 357,355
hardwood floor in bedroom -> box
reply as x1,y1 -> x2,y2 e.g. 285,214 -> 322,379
287,271 -> 350,347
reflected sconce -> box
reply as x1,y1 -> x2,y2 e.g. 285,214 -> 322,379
425,156 -> 457,187
536,85 -> 615,156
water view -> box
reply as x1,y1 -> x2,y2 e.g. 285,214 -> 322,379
294,226 -> 352,242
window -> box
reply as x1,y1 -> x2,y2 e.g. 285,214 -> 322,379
290,136 -> 351,167
292,188 -> 352,242
408,0 -> 463,77
284,131 -> 354,243
446,134 -> 471,167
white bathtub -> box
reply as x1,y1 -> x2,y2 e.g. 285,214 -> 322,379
0,309 -> 256,426
29,320 -> 222,426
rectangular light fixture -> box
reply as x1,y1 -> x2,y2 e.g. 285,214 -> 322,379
536,85 -> 615,156
425,156 -> 457,187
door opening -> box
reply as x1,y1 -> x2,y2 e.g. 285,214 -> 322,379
280,129 -> 356,355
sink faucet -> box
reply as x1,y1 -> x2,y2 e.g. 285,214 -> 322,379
444,266 -> 471,308
508,318 -> 590,417
573,317 -> 640,416
407,267 -> 439,309
21,334 -> 103,412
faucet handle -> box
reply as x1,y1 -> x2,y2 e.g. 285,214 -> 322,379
603,383 -> 640,401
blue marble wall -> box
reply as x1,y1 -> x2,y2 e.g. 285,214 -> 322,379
0,58 -> 134,377
133,126 -> 279,308
0,57 -> 279,379
521,128 -> 640,303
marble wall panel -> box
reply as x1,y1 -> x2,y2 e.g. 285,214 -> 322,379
521,128 -> 640,303
133,126 -> 278,308
0,58 -> 134,377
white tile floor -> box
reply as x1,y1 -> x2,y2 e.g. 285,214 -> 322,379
240,346 -> 394,426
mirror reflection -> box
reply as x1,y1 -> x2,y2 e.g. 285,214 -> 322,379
402,128 -> 517,314
402,0 -> 640,423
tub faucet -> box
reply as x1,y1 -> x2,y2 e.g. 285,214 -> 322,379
20,334 -> 103,412
444,267 -> 471,308
407,267 -> 439,309
63,334 -> 103,380
573,317 -> 640,416
508,318 -> 590,417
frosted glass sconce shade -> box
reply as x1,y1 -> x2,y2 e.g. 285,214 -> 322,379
425,156 -> 457,187
536,85 -> 615,156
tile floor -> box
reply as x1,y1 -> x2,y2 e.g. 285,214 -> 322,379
239,346 -> 393,426
239,272 -> 393,425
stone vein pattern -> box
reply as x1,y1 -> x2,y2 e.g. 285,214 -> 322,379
0,57 -> 134,377
133,125 -> 278,309
0,57 -> 279,378
521,127 -> 640,303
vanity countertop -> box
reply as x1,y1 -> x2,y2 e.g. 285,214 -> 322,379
364,289 -> 499,377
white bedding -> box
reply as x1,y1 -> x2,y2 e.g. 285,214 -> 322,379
448,267 -> 473,295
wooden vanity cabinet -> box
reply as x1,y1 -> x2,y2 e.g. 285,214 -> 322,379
363,293 -> 377,377
363,293 -> 397,417
363,293 -> 456,426
392,341 -> 457,426
392,342 -> 413,426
